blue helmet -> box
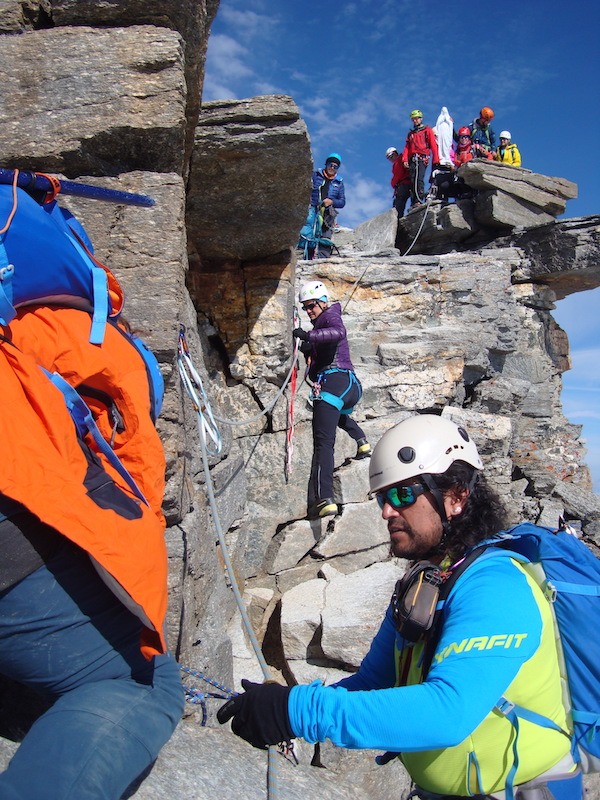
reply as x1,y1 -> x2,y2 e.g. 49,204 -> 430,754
326,152 -> 342,166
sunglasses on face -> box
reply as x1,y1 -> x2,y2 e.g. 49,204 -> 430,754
326,163 -> 339,170
303,301 -> 318,311
376,482 -> 427,511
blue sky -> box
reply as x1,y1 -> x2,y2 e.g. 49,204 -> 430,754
204,0 -> 600,490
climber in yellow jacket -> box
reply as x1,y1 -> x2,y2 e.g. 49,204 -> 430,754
495,130 -> 522,166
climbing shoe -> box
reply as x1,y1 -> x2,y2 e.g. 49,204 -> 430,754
355,438 -> 371,459
316,498 -> 338,518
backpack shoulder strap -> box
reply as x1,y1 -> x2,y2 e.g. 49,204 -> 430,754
43,369 -> 149,506
421,543 -> 515,676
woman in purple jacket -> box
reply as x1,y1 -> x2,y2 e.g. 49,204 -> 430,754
293,281 -> 370,518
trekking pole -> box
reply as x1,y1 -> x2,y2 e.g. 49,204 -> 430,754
0,168 -> 156,207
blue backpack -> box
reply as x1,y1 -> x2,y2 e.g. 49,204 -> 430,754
426,522 -> 600,789
297,205 -> 336,260
0,183 -> 124,344
0,181 -> 163,416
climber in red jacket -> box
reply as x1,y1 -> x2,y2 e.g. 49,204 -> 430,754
402,110 -> 440,207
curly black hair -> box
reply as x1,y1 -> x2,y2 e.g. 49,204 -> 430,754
432,461 -> 509,561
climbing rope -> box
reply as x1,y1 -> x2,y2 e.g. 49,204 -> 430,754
179,666 -> 237,727
341,195 -> 433,311
178,333 -> 288,798
285,307 -> 301,482
211,346 -> 299,428
177,326 -> 223,456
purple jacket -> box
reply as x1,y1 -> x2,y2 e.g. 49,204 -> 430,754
304,302 -> 354,381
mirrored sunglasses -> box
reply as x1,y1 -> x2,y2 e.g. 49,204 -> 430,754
326,162 -> 339,170
376,482 -> 427,511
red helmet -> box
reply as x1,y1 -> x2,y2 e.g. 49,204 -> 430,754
479,107 -> 494,121
458,126 -> 471,137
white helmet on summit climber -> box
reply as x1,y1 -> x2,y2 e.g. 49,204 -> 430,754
369,414 -> 483,494
499,131 -> 511,140
299,281 -> 329,304
386,147 -> 398,158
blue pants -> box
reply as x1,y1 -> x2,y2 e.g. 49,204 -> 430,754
311,370 -> 365,501
0,538 -> 184,800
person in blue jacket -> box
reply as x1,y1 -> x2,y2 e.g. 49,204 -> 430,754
309,153 -> 346,257
468,106 -> 497,156
218,415 -> 581,799
292,280 -> 370,518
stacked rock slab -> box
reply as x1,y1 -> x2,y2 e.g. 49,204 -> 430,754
394,160 -> 578,255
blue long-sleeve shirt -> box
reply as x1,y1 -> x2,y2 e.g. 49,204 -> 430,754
288,556 -> 547,751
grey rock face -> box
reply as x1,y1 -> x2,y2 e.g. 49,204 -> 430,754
0,6 -> 599,799
187,96 -> 312,265
395,161 -> 581,255
497,216 -> 600,300
50,0 -> 219,168
0,26 -> 186,175
458,161 -> 577,214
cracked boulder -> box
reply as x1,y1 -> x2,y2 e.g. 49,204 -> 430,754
0,26 -> 186,175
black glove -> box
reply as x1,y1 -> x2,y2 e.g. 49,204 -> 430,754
217,679 -> 293,749
293,327 -> 309,341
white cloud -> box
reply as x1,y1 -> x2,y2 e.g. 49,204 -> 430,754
219,6 -> 278,38
300,85 -> 404,149
340,174 -> 390,229
204,34 -> 255,86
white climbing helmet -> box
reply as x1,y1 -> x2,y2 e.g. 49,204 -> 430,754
386,146 -> 398,158
369,414 -> 483,494
299,280 -> 329,304
499,130 -> 511,140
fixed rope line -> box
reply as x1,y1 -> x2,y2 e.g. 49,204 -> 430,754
285,307 -> 301,482
342,195 -> 433,311
179,334 -> 284,799
177,326 -> 223,456
179,666 -> 237,727
178,323 -> 299,436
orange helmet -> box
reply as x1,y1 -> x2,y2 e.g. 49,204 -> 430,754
479,107 -> 494,121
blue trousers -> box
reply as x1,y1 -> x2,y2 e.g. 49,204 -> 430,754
0,538 -> 184,800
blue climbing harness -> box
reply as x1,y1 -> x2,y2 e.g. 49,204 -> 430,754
312,368 -> 362,415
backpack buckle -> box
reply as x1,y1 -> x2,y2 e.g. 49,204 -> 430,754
496,697 -> 515,717
543,580 -> 558,603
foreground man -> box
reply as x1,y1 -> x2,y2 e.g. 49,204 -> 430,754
219,414 -> 582,799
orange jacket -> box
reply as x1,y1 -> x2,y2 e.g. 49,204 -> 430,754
0,332 -> 168,659
9,306 -> 166,523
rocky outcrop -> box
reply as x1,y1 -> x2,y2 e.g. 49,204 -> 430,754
1,3 -> 599,799
187,96 -> 312,266
495,215 -> 600,299
0,0 -> 219,170
394,161 -> 579,255
0,25 -> 187,175
461,161 -> 577,216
